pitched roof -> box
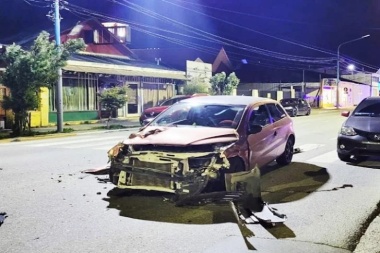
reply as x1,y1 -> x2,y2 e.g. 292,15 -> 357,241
60,19 -> 136,58
131,47 -> 235,73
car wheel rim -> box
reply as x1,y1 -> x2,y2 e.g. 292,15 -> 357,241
285,140 -> 294,163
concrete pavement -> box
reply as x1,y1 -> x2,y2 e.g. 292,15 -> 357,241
1,111 -> 379,252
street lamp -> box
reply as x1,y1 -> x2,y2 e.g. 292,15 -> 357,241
347,64 -> 355,75
336,34 -> 370,108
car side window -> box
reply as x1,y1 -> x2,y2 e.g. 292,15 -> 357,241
249,105 -> 271,127
267,103 -> 286,122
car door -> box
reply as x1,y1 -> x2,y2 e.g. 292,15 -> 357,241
266,103 -> 290,157
246,103 -> 278,167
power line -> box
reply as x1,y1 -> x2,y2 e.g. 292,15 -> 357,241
59,0 -> 378,72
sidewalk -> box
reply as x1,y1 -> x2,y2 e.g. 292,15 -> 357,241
31,117 -> 141,133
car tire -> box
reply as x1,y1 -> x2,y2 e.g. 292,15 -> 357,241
306,109 -> 311,116
338,153 -> 351,162
207,157 -> 245,192
292,108 -> 298,117
108,166 -> 120,185
276,137 -> 294,166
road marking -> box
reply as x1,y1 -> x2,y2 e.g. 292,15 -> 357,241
297,143 -> 325,152
306,150 -> 338,164
28,136 -> 125,147
65,140 -> 121,149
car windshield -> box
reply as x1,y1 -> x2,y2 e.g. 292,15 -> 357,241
149,102 -> 246,128
280,99 -> 299,106
353,100 -> 380,117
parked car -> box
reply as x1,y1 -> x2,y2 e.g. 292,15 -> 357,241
108,96 -> 295,202
280,98 -> 311,117
139,94 -> 207,125
337,96 -> 380,163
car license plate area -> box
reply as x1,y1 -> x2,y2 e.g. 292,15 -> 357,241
366,144 -> 380,151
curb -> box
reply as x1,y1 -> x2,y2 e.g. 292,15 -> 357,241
0,133 -> 78,143
0,124 -> 141,143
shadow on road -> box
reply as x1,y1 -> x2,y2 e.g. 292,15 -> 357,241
347,157 -> 380,169
101,162 -> 330,228
103,190 -> 236,224
260,162 -> 330,204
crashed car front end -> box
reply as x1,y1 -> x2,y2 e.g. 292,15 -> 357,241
105,99 -> 287,226
108,138 -> 236,197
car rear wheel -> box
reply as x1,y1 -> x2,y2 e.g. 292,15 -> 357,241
276,137 -> 294,166
292,108 -> 298,117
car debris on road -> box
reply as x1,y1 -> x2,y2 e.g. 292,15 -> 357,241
0,212 -> 8,227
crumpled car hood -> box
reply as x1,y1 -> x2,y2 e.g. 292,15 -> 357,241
123,126 -> 239,146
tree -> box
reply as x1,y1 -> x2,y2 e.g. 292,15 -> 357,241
183,77 -> 210,95
210,72 -> 240,95
98,86 -> 129,128
0,31 -> 85,136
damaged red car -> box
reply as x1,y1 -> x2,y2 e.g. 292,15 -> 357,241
108,96 -> 295,205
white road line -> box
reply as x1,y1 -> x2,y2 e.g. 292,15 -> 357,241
306,150 -> 338,164
64,140 -> 122,149
297,143 -> 325,152
28,136 -> 126,147
93,146 -> 115,151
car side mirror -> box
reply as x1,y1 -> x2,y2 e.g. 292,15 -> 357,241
248,124 -> 262,135
341,111 -> 350,117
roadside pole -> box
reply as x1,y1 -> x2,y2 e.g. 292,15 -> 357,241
55,0 -> 63,132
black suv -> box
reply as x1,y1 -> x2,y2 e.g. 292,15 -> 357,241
280,98 -> 311,117
337,97 -> 380,163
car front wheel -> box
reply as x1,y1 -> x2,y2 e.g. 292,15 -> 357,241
276,137 -> 294,166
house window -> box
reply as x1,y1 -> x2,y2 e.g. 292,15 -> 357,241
49,74 -> 98,112
83,30 -> 94,44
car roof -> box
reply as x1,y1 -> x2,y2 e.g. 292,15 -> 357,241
178,95 -> 274,106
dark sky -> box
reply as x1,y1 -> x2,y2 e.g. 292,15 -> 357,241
1,0 -> 380,73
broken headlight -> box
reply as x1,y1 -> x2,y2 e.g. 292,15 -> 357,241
188,155 -> 213,169
214,142 -> 235,153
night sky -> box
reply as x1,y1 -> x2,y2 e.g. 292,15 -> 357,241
1,0 -> 380,73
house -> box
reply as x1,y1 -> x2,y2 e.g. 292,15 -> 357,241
1,19 -> 188,127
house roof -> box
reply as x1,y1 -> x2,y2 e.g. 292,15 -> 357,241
64,52 -> 187,80
131,47 -> 234,73
60,19 -> 136,58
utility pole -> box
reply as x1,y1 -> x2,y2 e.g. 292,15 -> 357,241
55,0 -> 63,132
336,35 -> 370,109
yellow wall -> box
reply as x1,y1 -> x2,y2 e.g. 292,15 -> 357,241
29,87 -> 49,127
